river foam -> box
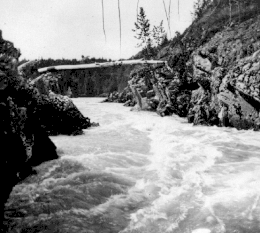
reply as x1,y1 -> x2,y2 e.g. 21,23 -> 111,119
6,98 -> 260,233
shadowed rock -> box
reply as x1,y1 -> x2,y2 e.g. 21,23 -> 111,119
0,31 -> 59,231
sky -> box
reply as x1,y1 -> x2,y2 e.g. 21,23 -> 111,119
0,0 -> 196,61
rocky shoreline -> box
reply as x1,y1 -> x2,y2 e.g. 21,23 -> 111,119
104,12 -> 260,131
0,31 -> 98,231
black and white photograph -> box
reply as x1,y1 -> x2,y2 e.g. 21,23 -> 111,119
1,0 -> 260,232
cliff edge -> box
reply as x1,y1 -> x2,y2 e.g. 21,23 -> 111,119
111,0 -> 260,131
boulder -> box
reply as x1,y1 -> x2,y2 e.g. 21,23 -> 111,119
28,72 -> 95,135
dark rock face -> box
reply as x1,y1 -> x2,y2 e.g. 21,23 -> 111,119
30,72 -> 94,135
0,32 -> 59,231
35,92 -> 92,136
188,17 -> 260,130
0,91 -> 59,232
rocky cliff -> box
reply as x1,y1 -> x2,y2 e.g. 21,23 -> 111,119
0,31 -> 59,231
186,12 -> 260,130
109,0 -> 260,131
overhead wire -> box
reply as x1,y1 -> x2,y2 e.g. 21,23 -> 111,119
162,0 -> 171,37
118,0 -> 122,59
101,0 -> 107,42
178,0 -> 180,20
137,0 -> 140,19
168,0 -> 171,31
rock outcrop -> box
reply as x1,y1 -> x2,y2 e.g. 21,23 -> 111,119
108,1 -> 260,131
30,72 -> 98,135
187,15 -> 260,130
0,31 -> 59,231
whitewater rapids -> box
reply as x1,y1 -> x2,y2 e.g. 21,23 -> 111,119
7,97 -> 260,233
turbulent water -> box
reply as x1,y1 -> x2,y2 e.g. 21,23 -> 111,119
5,98 -> 260,233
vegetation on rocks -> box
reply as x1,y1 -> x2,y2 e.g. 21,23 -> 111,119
107,0 -> 260,131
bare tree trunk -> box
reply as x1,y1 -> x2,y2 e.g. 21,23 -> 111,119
37,59 -> 167,73
129,85 -> 143,109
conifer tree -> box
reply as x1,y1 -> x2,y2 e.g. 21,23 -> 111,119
152,20 -> 167,47
133,7 -> 151,48
133,7 -> 156,59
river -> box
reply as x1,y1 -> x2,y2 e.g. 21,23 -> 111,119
6,98 -> 260,233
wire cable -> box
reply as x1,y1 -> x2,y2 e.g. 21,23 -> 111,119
162,0 -> 171,37
137,0 -> 140,19
118,0 -> 122,58
101,0 -> 107,42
